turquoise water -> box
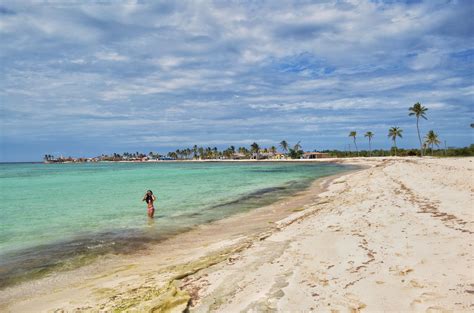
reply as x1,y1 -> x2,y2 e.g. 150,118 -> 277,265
0,161 -> 349,287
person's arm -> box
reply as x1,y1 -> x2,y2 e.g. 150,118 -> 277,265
152,195 -> 157,201
142,194 -> 147,201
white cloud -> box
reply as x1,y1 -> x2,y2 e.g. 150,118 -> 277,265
95,51 -> 129,62
1,0 -> 473,160
409,50 -> 444,70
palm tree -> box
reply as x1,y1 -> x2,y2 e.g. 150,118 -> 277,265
388,127 -> 403,156
408,102 -> 428,157
349,131 -> 358,156
424,130 -> 441,156
280,140 -> 288,154
198,147 -> 204,159
293,141 -> 302,151
205,147 -> 212,159
364,131 -> 374,157
270,146 -> 277,154
250,142 -> 260,159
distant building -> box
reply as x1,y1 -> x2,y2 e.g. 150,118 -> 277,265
271,153 -> 286,159
251,152 -> 286,160
302,152 -> 330,159
232,152 -> 247,159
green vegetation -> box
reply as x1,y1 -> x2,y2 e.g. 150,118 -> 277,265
319,145 -> 474,157
44,102 -> 474,163
409,102 -> 428,157
349,131 -> 358,156
364,131 -> 374,157
388,127 -> 403,156
279,140 -> 288,153
424,130 -> 441,156
250,142 -> 261,159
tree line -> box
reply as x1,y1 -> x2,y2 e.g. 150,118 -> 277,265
347,102 -> 457,157
44,102 -> 473,162
166,140 -> 304,160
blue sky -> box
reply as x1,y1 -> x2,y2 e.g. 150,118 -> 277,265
1,0 -> 473,161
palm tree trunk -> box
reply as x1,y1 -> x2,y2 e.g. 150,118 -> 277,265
353,138 -> 359,157
369,139 -> 371,157
416,118 -> 423,157
394,139 -> 397,156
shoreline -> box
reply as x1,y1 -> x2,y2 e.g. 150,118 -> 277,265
2,157 -> 472,312
0,164 -> 359,311
39,156 -> 400,164
0,162 -> 350,290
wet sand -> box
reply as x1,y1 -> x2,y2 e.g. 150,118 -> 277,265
1,157 -> 473,312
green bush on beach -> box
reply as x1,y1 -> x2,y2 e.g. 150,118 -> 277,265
320,144 -> 474,158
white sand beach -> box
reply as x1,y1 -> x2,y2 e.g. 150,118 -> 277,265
1,157 -> 473,312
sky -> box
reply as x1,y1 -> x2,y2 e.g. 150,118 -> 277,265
0,0 -> 473,162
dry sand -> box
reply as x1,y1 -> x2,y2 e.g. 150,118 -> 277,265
1,157 -> 473,312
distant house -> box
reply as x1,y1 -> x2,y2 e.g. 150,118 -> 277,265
271,153 -> 286,160
159,156 -> 175,160
232,152 -> 247,159
302,152 -> 330,159
252,152 -> 286,160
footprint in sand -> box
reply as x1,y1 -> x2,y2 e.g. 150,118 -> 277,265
425,306 -> 452,313
343,293 -> 367,313
389,266 -> 414,276
409,279 -> 425,288
411,291 -> 445,308
419,292 -> 441,301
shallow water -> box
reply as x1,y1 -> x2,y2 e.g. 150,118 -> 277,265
0,161 -> 349,287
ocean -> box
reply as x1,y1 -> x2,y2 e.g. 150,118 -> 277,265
0,161 -> 349,287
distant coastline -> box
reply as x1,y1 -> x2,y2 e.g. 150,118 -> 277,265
42,143 -> 474,164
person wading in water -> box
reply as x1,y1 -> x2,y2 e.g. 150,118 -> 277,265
142,190 -> 156,218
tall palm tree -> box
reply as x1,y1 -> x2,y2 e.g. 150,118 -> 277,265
198,147 -> 204,159
293,141 -> 302,151
424,130 -> 441,156
280,140 -> 288,154
408,102 -> 428,157
364,131 -> 374,157
388,127 -> 403,156
239,146 -> 250,157
349,131 -> 358,156
250,142 -> 260,159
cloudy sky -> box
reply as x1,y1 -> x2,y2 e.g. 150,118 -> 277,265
1,0 -> 473,161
